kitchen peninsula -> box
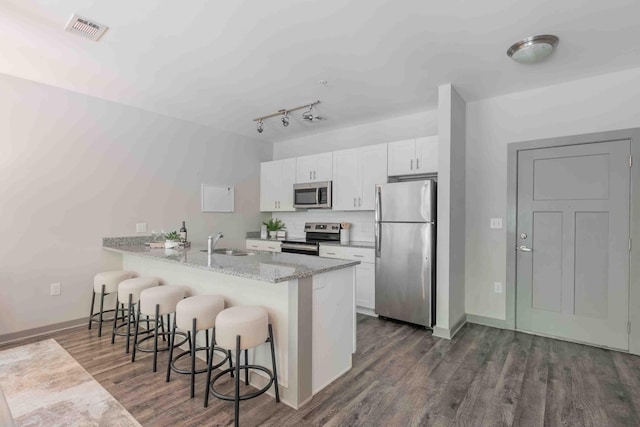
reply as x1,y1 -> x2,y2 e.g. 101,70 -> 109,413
102,239 -> 359,409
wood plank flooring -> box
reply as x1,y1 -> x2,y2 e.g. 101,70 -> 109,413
2,316 -> 640,426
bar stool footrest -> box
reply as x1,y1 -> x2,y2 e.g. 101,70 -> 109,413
89,309 -> 118,324
170,346 -> 229,375
136,331 -> 188,353
209,365 -> 275,401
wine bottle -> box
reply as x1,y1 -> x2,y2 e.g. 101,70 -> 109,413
179,221 -> 187,242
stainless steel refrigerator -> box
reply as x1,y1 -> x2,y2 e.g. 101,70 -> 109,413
374,180 -> 436,327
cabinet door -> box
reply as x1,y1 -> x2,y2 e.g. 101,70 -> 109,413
332,149 -> 359,210
277,158 -> 297,211
260,161 -> 280,211
387,139 -> 416,176
314,152 -> 333,182
296,155 -> 315,183
416,136 -> 438,173
355,263 -> 375,309
359,143 -> 388,210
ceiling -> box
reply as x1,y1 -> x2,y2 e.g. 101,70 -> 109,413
2,0 -> 640,142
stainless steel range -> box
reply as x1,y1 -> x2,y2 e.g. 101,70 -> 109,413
281,222 -> 341,256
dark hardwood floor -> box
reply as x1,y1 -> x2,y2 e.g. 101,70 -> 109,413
2,315 -> 640,426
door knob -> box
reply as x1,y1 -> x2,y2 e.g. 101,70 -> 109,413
517,245 -> 533,252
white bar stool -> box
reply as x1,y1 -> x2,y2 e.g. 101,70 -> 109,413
166,295 -> 232,399
111,277 -> 159,353
131,285 -> 187,372
88,270 -> 135,337
204,306 -> 280,427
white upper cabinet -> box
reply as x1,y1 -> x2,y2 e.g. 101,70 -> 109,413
332,148 -> 359,210
416,136 -> 438,174
296,152 -> 333,183
260,158 -> 296,212
387,136 -> 438,176
333,143 -> 387,211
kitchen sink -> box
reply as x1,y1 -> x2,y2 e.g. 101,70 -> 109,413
201,248 -> 256,256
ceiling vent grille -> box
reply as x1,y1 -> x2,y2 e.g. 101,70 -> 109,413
64,14 -> 108,41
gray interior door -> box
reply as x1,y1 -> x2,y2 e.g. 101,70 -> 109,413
516,140 -> 631,350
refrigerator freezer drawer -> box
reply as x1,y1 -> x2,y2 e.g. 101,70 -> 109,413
375,222 -> 434,327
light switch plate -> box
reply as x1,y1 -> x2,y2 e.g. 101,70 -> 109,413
50,283 -> 61,296
490,218 -> 503,229
136,223 -> 147,233
494,282 -> 503,294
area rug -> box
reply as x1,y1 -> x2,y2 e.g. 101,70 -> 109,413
0,339 -> 140,426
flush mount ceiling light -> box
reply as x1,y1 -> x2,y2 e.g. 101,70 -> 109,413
507,34 -> 559,64
253,100 -> 321,134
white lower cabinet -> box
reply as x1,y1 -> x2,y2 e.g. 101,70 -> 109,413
319,245 -> 376,315
245,239 -> 282,252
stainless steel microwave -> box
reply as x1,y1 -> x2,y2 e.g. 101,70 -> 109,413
293,181 -> 332,209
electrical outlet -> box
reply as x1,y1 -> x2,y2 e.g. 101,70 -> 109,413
494,282 -> 503,294
50,283 -> 61,296
136,222 -> 147,233
490,218 -> 503,229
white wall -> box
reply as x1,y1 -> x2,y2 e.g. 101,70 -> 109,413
273,110 -> 438,160
0,73 -> 272,336
466,66 -> 640,321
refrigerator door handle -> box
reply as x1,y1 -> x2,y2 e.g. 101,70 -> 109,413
375,221 -> 381,258
375,185 -> 382,258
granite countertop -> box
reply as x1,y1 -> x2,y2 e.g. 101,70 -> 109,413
245,237 -> 374,249
103,244 -> 359,284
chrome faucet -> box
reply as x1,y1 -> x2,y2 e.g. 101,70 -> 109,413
207,232 -> 224,266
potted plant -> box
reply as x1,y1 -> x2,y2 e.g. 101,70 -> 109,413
263,218 -> 285,240
164,231 -> 182,249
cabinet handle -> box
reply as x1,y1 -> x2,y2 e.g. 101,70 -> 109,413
410,159 -> 413,170
313,170 -> 316,180
358,197 -> 361,207
354,255 -> 364,258
326,252 -> 336,255
353,197 -> 356,207
417,158 -> 420,169
274,201 -> 277,209
309,171 -> 312,180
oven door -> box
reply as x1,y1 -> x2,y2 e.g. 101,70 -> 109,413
281,242 -> 319,256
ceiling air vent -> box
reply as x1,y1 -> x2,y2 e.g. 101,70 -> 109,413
64,14 -> 108,42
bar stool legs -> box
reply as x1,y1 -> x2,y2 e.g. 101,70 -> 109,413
167,315 -> 230,399
204,305 -> 280,427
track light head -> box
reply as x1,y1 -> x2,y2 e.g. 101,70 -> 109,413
282,112 -> 290,127
257,120 -> 264,133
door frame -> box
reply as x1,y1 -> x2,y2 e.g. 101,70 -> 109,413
506,128 -> 640,353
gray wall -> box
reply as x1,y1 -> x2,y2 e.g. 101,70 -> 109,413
0,73 -> 272,336
434,84 -> 466,335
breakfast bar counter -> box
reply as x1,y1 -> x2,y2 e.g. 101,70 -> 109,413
103,242 -> 358,409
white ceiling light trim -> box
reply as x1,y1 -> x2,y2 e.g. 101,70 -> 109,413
64,14 -> 109,42
507,34 -> 559,64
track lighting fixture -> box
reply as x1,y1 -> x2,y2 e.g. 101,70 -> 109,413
254,100 -> 321,134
